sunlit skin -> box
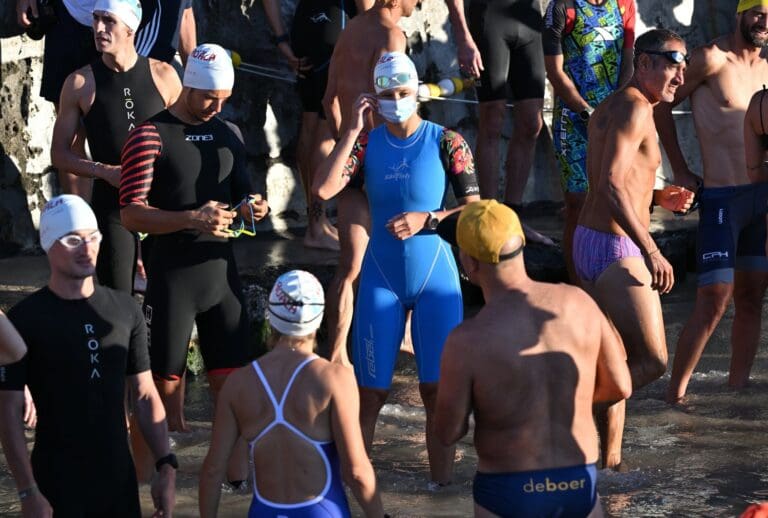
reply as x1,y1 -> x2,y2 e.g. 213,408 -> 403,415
92,10 -> 132,55
635,42 -> 687,105
740,7 -> 768,48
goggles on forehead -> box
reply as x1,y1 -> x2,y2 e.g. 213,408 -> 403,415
637,49 -> 690,65
375,72 -> 414,90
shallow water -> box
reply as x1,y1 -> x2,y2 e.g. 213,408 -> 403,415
1,275 -> 767,516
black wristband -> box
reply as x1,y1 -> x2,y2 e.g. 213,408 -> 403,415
272,33 -> 289,45
155,453 -> 178,472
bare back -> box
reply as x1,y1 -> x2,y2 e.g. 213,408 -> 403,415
581,87 -> 661,235
227,354 -> 337,503
324,7 -> 407,131
688,38 -> 768,186
459,283 -> 606,472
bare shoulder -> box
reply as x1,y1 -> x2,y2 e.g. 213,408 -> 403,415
66,64 -> 94,94
314,358 -> 357,392
599,88 -> 652,129
383,24 -> 407,52
149,59 -> 182,90
219,364 -> 253,398
442,319 -> 477,353
696,37 -> 729,75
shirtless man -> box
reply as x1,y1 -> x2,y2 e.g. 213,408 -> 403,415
434,200 -> 632,517
656,1 -> 768,403
51,0 -> 181,293
321,0 -> 416,365
575,28 -> 694,469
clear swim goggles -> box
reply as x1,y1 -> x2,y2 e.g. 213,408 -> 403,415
637,49 -> 689,65
57,230 -> 103,249
226,196 -> 258,238
375,72 -> 414,90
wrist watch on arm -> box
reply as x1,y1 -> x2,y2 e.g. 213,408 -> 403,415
425,211 -> 439,231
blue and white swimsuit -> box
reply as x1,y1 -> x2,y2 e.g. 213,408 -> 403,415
343,120 -> 479,388
248,355 -> 351,517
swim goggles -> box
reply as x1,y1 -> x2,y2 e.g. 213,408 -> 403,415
226,196 -> 258,238
57,230 -> 103,249
375,72 -> 414,90
636,49 -> 690,65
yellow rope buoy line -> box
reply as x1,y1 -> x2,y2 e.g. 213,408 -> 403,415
229,51 -> 692,115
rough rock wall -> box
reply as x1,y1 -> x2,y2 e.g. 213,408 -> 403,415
0,0 -> 742,251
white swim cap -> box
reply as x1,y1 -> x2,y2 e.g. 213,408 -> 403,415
39,195 -> 99,252
374,51 -> 419,94
183,43 -> 235,91
93,0 -> 142,32
267,270 -> 325,337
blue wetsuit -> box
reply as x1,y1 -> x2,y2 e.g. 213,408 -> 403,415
344,120 -> 479,389
248,355 -> 351,517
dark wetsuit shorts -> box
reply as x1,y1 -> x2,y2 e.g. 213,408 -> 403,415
143,239 -> 250,379
468,0 -> 545,102
41,5 -> 99,103
696,183 -> 768,286
290,0 -> 357,114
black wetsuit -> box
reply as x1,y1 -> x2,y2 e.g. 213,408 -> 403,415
135,0 -> 192,63
83,55 -> 165,293
0,286 -> 150,516
290,0 -> 357,114
468,0 -> 545,101
119,110 -> 254,379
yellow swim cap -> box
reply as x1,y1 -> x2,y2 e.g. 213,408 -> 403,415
738,0 -> 768,13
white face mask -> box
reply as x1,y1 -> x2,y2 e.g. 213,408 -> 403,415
378,95 -> 417,123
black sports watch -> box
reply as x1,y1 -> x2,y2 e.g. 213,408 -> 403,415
579,109 -> 592,122
425,211 -> 439,231
155,453 -> 178,472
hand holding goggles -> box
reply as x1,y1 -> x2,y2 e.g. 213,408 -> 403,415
637,49 -> 690,65
226,197 -> 258,238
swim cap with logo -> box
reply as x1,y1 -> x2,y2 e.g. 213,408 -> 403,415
267,270 -> 325,336
93,0 -> 142,32
39,195 -> 99,252
183,43 -> 235,91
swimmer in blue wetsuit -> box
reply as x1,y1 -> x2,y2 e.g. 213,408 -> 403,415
313,51 -> 481,485
199,270 -> 385,517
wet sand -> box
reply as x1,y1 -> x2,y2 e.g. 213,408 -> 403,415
1,216 -> 767,516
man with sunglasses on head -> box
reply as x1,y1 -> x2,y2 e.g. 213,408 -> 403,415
120,43 -> 269,489
656,0 -> 768,405
0,194 -> 176,517
51,0 -> 182,295
575,28 -> 694,470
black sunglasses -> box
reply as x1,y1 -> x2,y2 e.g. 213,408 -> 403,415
637,49 -> 689,65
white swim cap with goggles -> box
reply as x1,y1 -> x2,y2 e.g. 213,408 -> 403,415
267,270 -> 325,337
373,51 -> 419,123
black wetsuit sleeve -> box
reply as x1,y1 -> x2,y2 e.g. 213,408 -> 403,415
543,0 -> 568,56
126,299 -> 150,376
344,131 -> 369,190
120,122 -> 162,208
225,121 -> 255,203
439,129 -> 480,199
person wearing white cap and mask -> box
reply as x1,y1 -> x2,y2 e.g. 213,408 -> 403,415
51,0 -> 181,295
314,51 -> 481,487
200,270 -> 386,518
120,43 -> 270,487
0,194 -> 176,517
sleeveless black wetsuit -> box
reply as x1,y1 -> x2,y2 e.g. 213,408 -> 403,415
0,286 -> 150,516
119,110 -> 254,379
290,0 -> 357,114
83,55 -> 165,293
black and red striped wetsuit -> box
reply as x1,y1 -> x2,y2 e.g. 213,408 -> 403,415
119,110 -> 254,379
